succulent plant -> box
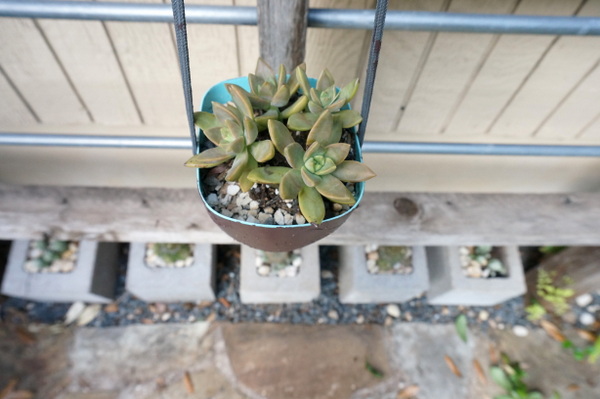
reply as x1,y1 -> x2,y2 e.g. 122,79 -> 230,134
32,238 -> 70,268
287,67 -> 363,132
153,243 -> 192,264
184,111 -> 275,191
185,59 -> 376,225
247,111 -> 375,224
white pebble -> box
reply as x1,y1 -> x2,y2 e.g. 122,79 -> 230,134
294,213 -> 306,225
328,310 -> 339,320
161,313 -> 172,322
575,293 -> 593,308
355,315 -> 365,324
512,325 -> 529,337
580,312 -> 595,326
321,270 -> 334,279
478,310 -> 489,321
284,213 -> 294,225
386,304 -> 401,318
264,207 -> 274,214
246,215 -> 259,224
257,265 -> 270,276
292,256 -> 302,267
249,201 -> 259,210
285,266 -> 298,277
332,203 -> 343,212
226,184 -> 240,196
258,213 -> 274,225
206,193 -> 219,206
274,209 -> 285,225
221,209 -> 233,218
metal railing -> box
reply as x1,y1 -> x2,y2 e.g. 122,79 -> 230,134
1,0 -> 600,157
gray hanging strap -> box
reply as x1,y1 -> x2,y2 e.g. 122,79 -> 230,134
171,0 -> 197,154
358,0 -> 389,147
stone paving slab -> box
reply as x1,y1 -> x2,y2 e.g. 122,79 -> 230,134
1,322 -> 599,399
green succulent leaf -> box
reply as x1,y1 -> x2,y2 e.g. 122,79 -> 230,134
248,73 -> 261,94
225,119 -> 243,139
339,78 -> 360,103
184,147 -> 233,168
304,141 -> 325,161
287,111 -> 319,131
307,110 -> 335,147
315,175 -> 355,205
317,68 -> 335,91
298,186 -> 325,224
243,117 -> 258,145
249,140 -> 275,163
296,66 -> 312,96
203,126 -> 224,146
335,109 -> 363,128
223,136 -> 245,154
194,111 -> 219,131
255,108 -> 279,130
301,167 -> 322,187
255,57 -> 275,82
326,97 -> 346,112
320,86 -> 337,106
283,142 -> 305,169
332,161 -> 376,182
238,156 -> 257,192
287,63 -> 305,93
247,166 -> 290,184
308,100 -> 324,115
280,95 -> 309,120
277,64 -> 287,88
212,102 -> 242,125
268,119 -> 295,154
279,169 -> 304,200
226,149 -> 249,181
490,367 -> 512,391
246,91 -> 271,110
455,314 -> 468,343
226,84 -> 254,119
259,81 -> 276,100
324,143 -> 350,164
271,85 -> 291,107
305,155 -> 337,176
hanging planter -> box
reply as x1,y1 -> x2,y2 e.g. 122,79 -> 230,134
185,61 -> 375,252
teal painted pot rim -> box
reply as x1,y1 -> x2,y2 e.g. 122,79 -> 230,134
195,76 -> 365,230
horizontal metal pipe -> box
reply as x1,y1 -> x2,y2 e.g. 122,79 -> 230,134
3,133 -> 600,157
1,1 -> 600,36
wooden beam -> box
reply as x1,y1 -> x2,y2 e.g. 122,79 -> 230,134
1,183 -> 600,245
257,0 -> 308,70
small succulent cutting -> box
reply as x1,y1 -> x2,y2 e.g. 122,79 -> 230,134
185,59 -> 375,225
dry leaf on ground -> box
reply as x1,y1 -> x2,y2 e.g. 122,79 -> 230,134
14,327 -> 35,345
489,344 -> 499,364
218,297 -> 231,308
76,305 -> 101,326
472,359 -> 487,384
444,355 -> 462,378
567,384 -> 580,391
397,384 -> 419,398
0,379 -> 18,399
104,303 -> 119,313
540,320 -> 566,343
576,329 -> 596,343
183,371 -> 194,394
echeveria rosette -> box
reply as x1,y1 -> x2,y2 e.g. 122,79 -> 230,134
184,111 -> 275,192
247,117 -> 375,224
230,59 -> 308,129
287,67 -> 362,132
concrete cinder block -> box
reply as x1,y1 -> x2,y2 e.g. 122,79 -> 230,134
126,243 -> 216,303
240,245 -> 320,304
426,246 -> 526,306
338,245 -> 429,304
1,240 -> 119,303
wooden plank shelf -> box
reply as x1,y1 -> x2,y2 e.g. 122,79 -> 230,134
1,183 -> 599,245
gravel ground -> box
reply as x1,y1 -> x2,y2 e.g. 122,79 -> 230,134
0,243 -> 598,332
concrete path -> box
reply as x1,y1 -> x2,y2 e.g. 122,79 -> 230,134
1,322 -> 598,399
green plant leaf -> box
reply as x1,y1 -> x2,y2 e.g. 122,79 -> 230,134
332,161 -> 376,182
203,126 -> 224,146
335,109 -> 363,128
279,169 -> 304,200
301,168 -> 322,188
283,142 -> 305,169
296,66 -> 311,96
287,63 -> 305,94
268,119 -> 295,154
281,96 -> 309,120
249,140 -> 275,163
320,86 -> 337,106
287,112 -> 319,131
226,84 -> 254,119
364,361 -> 384,379
324,143 -> 350,165
243,117 -> 258,145
246,90 -> 271,110
225,150 -> 249,182
307,110 -> 335,147
298,186 -> 325,224
277,64 -> 286,88
255,108 -> 279,130
222,136 -> 245,154
455,314 -> 468,343
271,85 -> 291,107
193,111 -> 219,130
255,57 -> 275,82
184,147 -> 233,168
315,175 -> 356,205
247,166 -> 290,184
304,141 -> 325,161
248,73 -> 261,94
490,366 -> 512,391
317,68 -> 335,91
339,78 -> 360,102
238,156 -> 257,192
308,100 -> 325,114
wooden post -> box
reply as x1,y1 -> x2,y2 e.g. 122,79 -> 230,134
257,0 -> 308,70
